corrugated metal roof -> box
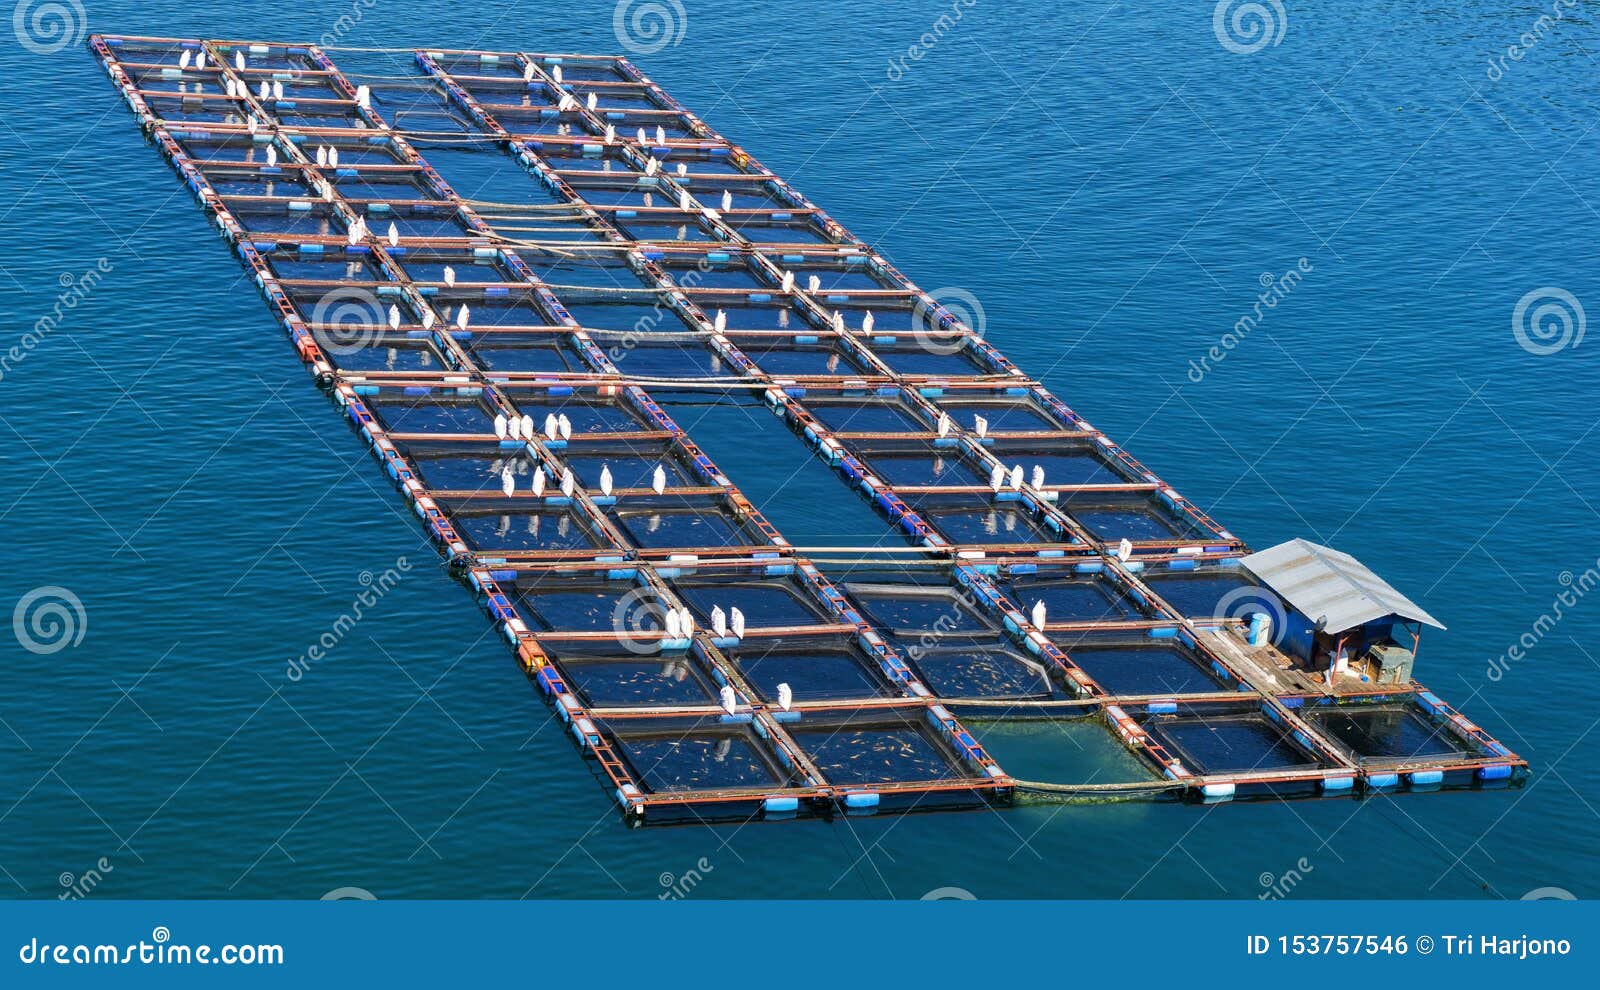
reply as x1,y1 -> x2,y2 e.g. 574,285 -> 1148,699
1241,538 -> 1444,633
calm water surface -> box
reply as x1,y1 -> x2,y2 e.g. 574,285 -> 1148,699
1,1 -> 1596,898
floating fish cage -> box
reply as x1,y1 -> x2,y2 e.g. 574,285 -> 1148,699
88,34 -> 1527,824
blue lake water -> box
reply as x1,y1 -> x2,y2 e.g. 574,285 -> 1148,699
1,1 -> 1597,898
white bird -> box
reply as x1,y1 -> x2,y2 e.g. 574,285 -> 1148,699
677,189 -> 691,211
328,146 -> 339,167
665,608 -> 682,639
719,685 -> 737,714
1009,464 -> 1023,490
223,77 -> 234,98
195,50 -> 207,70
807,274 -> 820,293
777,682 -> 793,711
522,62 -> 536,82
937,413 -> 951,439
273,80 -> 284,100
604,124 -> 616,144
421,308 -> 436,330
711,606 -> 727,637
1117,537 -> 1133,562
655,125 -> 666,145
320,181 -> 333,202
493,413 -> 508,439
560,468 -> 574,496
677,607 -> 694,636
178,50 -> 192,70
316,145 -> 327,166
507,414 -> 523,440
730,607 -> 746,639
386,222 -> 399,247
552,65 -> 563,84
780,271 -> 794,293
532,470 -> 546,497
720,190 -> 732,211
234,49 -> 245,71
557,92 -> 577,112
387,304 -> 400,330
652,464 -> 666,495
258,79 -> 269,100
675,162 -> 687,176
989,465 -> 1005,491
1031,465 -> 1045,488
247,115 -> 258,135
832,312 -> 845,333
586,92 -> 597,110
345,223 -> 361,246
974,414 -> 989,438
500,466 -> 515,496
1032,600 -> 1048,628
520,414 -> 534,438
443,265 -> 456,287
644,157 -> 658,176
862,311 -> 875,333
636,127 -> 647,144
713,309 -> 726,333
455,304 -> 470,330
600,465 -> 613,496
557,414 -> 572,440
264,144 -> 277,167
355,85 -> 370,109
543,414 -> 559,440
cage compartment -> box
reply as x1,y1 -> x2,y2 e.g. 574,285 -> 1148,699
1143,712 -> 1324,775
998,571 -> 1143,624
606,495 -> 774,551
669,572 -> 837,630
1053,635 -> 1227,697
607,718 -> 794,793
724,635 -> 903,704
544,643 -> 722,709
1303,704 -> 1479,764
1056,491 -> 1209,543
